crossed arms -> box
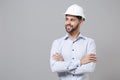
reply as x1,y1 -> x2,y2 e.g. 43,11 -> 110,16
50,39 -> 97,75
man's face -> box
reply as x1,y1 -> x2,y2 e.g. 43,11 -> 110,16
65,15 -> 81,33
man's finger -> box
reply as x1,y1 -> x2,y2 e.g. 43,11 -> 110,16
88,54 -> 96,58
89,58 -> 97,61
88,55 -> 96,58
89,54 -> 96,56
89,58 -> 97,62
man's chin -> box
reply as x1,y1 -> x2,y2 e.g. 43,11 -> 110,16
66,30 -> 72,33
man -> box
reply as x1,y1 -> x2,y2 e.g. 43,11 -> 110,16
50,4 -> 97,80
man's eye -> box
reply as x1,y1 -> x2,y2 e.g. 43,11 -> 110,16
71,19 -> 75,21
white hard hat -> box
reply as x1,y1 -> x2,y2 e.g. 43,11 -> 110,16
65,4 -> 86,19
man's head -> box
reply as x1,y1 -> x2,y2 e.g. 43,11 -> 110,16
64,4 -> 85,33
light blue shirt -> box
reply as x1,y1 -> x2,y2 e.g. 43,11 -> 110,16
50,34 -> 96,80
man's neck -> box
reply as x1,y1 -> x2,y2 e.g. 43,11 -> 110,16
68,31 -> 80,41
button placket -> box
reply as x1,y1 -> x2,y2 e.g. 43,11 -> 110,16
72,41 -> 75,60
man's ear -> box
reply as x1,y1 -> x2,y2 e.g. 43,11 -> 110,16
79,20 -> 84,26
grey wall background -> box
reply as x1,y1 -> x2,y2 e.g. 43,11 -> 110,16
0,0 -> 120,80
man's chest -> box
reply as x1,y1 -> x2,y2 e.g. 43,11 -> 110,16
59,40 -> 88,61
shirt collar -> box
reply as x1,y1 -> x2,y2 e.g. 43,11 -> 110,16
64,33 -> 86,40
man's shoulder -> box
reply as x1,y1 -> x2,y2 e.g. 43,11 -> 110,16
53,36 -> 65,43
82,36 -> 96,47
52,36 -> 65,45
83,35 -> 95,42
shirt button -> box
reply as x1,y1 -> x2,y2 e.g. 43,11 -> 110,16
72,58 -> 74,60
72,49 -> 74,51
73,74 -> 75,76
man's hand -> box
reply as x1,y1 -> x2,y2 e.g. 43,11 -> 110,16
52,53 -> 64,61
80,54 -> 97,65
